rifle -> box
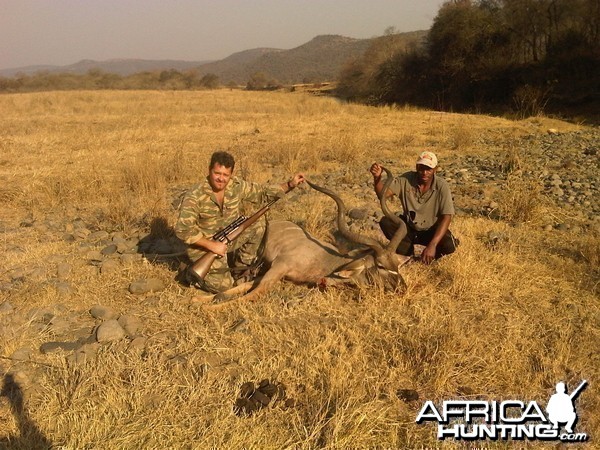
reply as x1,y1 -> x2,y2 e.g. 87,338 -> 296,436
569,380 -> 587,401
188,197 -> 280,283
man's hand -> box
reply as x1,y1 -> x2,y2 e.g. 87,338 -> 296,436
194,238 -> 227,257
289,173 -> 305,189
421,243 -> 436,265
370,163 -> 383,180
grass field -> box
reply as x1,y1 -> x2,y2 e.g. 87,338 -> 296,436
0,90 -> 598,449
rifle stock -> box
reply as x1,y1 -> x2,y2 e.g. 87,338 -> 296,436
189,197 -> 280,282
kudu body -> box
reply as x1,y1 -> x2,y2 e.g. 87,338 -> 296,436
199,171 -> 409,306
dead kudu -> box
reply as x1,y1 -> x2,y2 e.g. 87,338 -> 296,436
195,172 -> 410,307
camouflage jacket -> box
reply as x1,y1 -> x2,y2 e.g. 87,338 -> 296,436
175,176 -> 284,245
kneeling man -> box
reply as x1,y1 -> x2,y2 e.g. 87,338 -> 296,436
370,151 -> 458,264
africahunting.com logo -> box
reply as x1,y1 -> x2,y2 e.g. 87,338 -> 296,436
416,380 -> 589,443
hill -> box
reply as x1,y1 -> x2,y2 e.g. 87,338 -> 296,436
0,58 -> 214,78
0,31 -> 427,84
201,35 -> 373,84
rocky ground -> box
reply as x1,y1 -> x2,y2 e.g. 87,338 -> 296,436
0,127 -> 598,408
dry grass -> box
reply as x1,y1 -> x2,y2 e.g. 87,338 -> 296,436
0,90 -> 597,449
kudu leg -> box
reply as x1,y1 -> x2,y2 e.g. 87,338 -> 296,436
202,265 -> 288,310
190,278 -> 260,305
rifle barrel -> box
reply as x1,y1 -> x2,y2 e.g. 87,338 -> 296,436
569,380 -> 588,400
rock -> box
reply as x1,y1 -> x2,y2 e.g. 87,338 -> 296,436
95,319 -> 126,343
86,250 -> 104,262
40,341 -> 79,354
101,244 -> 118,255
120,239 -> 139,254
11,347 -> 32,361
100,259 -> 120,274
0,301 -> 14,315
73,228 -> 90,240
87,230 -> 110,242
129,278 -> 165,295
348,208 -> 369,220
28,267 -> 47,282
78,342 -> 100,358
128,336 -> 147,352
118,314 -> 142,337
48,317 -> 71,334
89,305 -> 118,320
55,281 -> 72,297
56,262 -> 72,280
9,267 -> 26,280
120,253 -> 141,265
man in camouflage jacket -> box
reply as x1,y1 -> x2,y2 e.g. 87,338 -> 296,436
176,151 -> 305,292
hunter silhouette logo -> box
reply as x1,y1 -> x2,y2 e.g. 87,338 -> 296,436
546,380 -> 587,434
416,380 -> 589,443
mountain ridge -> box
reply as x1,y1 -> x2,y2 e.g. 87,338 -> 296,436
1,32 -> 427,84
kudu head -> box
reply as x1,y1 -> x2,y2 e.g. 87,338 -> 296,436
306,178 -> 410,290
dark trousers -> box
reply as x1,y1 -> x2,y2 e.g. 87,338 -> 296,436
379,216 -> 458,259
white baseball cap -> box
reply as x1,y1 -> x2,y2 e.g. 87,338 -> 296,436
416,151 -> 438,168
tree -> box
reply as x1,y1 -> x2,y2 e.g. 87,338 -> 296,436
200,73 -> 220,89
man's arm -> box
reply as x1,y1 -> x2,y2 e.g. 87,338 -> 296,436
189,236 -> 227,257
370,163 -> 394,199
421,214 -> 452,264
280,173 -> 305,193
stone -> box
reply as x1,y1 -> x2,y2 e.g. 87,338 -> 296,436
101,244 -> 118,255
40,341 -> 79,354
129,278 -> 165,295
0,301 -> 14,315
128,336 -> 147,352
348,208 -> 369,220
120,253 -> 141,265
48,317 -> 71,334
55,282 -> 72,297
11,347 -> 32,361
87,230 -> 110,242
90,305 -> 118,320
28,267 -> 47,282
9,268 -> 26,281
73,227 -> 91,239
118,239 -> 139,254
96,319 -> 126,343
56,262 -> 72,280
86,250 -> 104,262
100,259 -> 120,274
118,314 -> 142,337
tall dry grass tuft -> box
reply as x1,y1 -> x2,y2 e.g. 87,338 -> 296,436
495,172 -> 546,224
447,120 -> 475,151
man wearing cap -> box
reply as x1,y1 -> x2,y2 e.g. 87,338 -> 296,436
370,151 -> 458,264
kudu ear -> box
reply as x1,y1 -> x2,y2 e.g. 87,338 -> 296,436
333,258 -> 366,279
396,254 -> 412,269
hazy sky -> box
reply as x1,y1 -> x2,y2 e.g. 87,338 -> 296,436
1,0 -> 445,70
